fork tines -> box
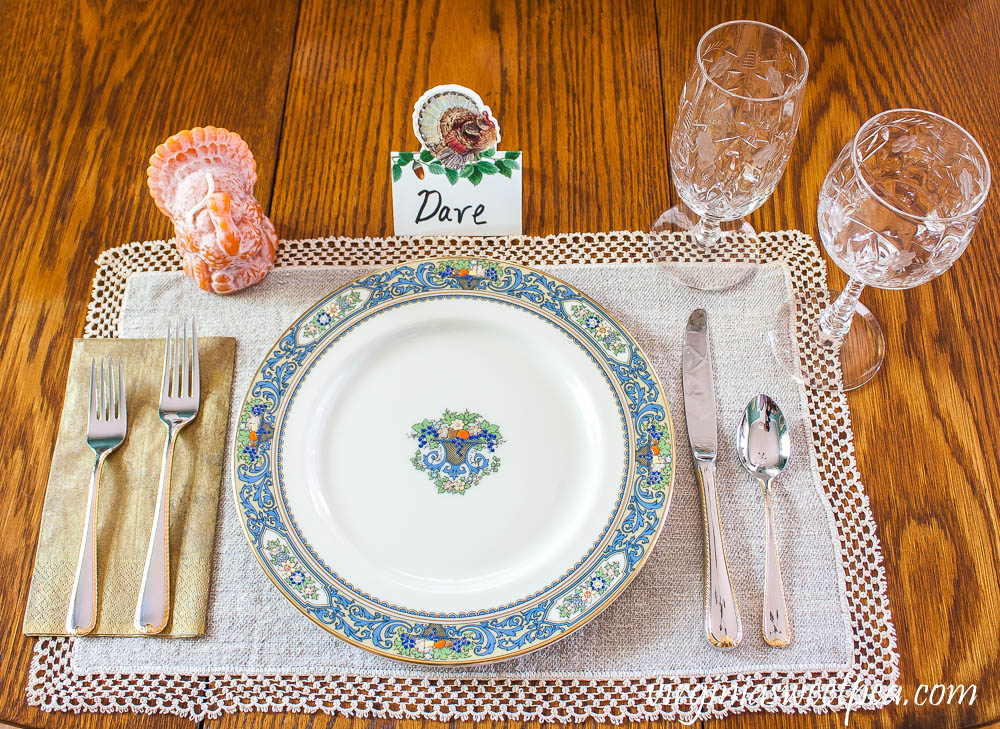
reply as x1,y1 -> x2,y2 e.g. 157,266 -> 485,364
160,319 -> 200,406
90,356 -> 126,425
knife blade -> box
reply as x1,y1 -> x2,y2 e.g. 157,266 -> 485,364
682,309 -> 743,649
683,309 -> 718,461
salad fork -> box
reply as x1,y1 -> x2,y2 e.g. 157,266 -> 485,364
66,357 -> 127,635
134,320 -> 200,634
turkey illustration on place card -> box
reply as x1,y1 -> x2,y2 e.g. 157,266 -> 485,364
392,85 -> 522,236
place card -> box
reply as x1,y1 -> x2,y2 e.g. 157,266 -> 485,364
392,85 -> 522,236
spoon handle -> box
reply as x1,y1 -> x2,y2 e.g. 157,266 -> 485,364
761,479 -> 790,647
696,461 -> 742,648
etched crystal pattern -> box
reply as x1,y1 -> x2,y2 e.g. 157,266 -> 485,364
670,22 -> 807,221
819,110 -> 990,290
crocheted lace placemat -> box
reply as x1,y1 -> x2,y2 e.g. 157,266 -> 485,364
27,231 -> 898,723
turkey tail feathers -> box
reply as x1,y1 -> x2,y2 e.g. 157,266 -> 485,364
411,85 -> 501,169
416,90 -> 479,152
147,126 -> 256,217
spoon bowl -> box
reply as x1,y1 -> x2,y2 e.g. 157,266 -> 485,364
736,393 -> 792,647
736,394 -> 790,479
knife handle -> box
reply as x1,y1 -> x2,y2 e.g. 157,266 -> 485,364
696,461 -> 743,648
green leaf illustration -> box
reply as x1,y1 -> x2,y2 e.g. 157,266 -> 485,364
396,152 -> 414,164
469,168 -> 483,186
505,151 -> 521,160
428,163 -> 445,175
459,165 -> 475,178
391,164 -> 402,182
505,159 -> 520,170
480,148 -> 495,157
496,159 -> 513,178
420,149 -> 434,162
444,168 -> 459,184
475,160 -> 498,175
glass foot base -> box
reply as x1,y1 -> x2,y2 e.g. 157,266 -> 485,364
767,289 -> 885,391
649,203 -> 760,292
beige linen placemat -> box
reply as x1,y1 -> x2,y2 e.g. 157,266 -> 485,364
23,336 -> 236,637
28,232 -> 899,723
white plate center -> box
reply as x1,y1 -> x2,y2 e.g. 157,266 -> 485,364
280,296 -> 626,614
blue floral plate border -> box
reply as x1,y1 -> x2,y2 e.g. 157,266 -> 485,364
232,258 -> 675,665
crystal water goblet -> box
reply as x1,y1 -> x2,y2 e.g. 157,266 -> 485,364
650,20 -> 809,291
769,109 -> 991,390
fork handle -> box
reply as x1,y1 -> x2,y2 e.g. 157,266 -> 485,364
134,423 -> 178,634
66,452 -> 106,635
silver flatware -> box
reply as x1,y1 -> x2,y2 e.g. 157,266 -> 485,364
736,393 -> 791,647
682,309 -> 742,648
66,357 -> 127,635
134,320 -> 200,634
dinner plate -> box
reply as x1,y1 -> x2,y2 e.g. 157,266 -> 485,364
233,258 -> 674,664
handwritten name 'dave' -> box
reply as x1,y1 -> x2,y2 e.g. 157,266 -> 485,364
414,189 -> 487,226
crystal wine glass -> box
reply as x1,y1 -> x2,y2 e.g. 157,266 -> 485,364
650,20 -> 809,291
769,109 -> 991,390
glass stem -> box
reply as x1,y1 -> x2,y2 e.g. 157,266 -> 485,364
692,215 -> 723,249
817,277 -> 866,348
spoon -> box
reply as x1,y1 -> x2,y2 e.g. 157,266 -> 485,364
736,394 -> 791,647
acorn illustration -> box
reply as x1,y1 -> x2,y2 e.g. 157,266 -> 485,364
414,165 -> 425,180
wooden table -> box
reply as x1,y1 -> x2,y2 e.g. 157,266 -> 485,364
2,0 -> 998,727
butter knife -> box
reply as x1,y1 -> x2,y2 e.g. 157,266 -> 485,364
682,309 -> 742,648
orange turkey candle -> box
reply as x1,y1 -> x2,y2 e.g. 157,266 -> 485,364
147,127 -> 277,294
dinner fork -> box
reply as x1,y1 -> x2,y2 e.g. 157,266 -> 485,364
66,358 -> 127,635
134,320 -> 199,634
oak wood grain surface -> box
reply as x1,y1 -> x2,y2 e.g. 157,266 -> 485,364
1,1 -> 997,729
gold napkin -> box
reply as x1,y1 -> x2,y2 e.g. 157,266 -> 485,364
23,337 -> 236,637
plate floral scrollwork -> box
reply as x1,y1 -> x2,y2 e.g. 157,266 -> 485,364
233,258 -> 674,664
